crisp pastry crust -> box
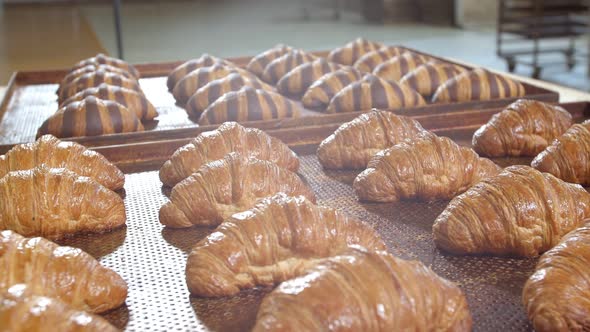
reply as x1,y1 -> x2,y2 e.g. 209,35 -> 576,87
247,44 -> 293,77
328,38 -> 384,65
301,68 -> 363,110
57,64 -> 134,96
172,63 -> 237,105
261,49 -> 318,84
166,54 -> 231,92
276,58 -> 342,97
372,52 -> 430,82
399,62 -> 467,97
58,70 -> 141,103
353,46 -> 405,73
70,53 -> 139,78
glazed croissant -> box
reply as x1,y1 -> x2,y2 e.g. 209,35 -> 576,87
372,52 -> 430,82
58,70 -> 141,103
172,63 -> 238,105
253,246 -> 472,332
185,194 -> 386,297
399,62 -> 467,98
0,165 -> 126,239
326,74 -> 426,113
353,46 -> 405,73
317,110 -> 427,169
167,54 -> 231,91
328,38 -> 384,65
433,165 -> 590,257
70,53 -> 139,78
0,230 -> 128,313
247,44 -> 293,77
522,220 -> 590,332
159,153 -> 315,228
58,64 -> 135,96
301,67 -> 363,110
0,134 -> 125,191
276,58 -> 342,96
261,49 -> 318,84
354,133 -> 501,202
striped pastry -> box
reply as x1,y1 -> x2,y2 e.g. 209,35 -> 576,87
353,46 -> 405,73
326,74 -> 426,113
71,53 -> 139,78
373,52 -> 431,82
328,38 -> 384,65
37,96 -> 144,138
57,64 -> 134,96
276,58 -> 342,97
58,70 -> 142,104
399,62 -> 467,98
198,86 -> 300,125
261,49 -> 317,84
431,68 -> 526,103
302,68 -> 363,110
247,44 -> 293,77
166,54 -> 231,92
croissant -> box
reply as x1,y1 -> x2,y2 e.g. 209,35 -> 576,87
159,122 -> 299,187
522,220 -> 590,332
433,165 -> 590,257
372,52 -> 430,82
0,134 -> 125,191
70,53 -> 139,78
253,246 -> 472,332
38,96 -> 144,138
246,44 -> 293,77
172,63 -> 237,105
186,194 -> 386,297
327,38 -> 384,65
261,49 -> 317,84
0,165 -> 126,239
399,62 -> 467,97
326,74 -> 426,113
353,46 -> 405,73
159,153 -> 315,228
58,70 -> 141,103
0,284 -> 118,332
301,67 -> 363,110
0,230 -> 128,313
473,99 -> 572,157
317,110 -> 427,169
276,59 -> 342,97
431,68 -> 526,103
57,64 -> 135,95
166,54 -> 231,91
198,87 -> 300,125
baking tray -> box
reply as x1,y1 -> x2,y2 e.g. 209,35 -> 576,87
51,101 -> 590,332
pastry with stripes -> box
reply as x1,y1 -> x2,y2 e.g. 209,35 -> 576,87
70,53 -> 139,78
58,70 -> 141,104
166,54 -> 232,92
301,67 -> 363,110
399,62 -> 467,98
353,46 -> 405,73
57,64 -> 135,96
247,44 -> 293,77
372,52 -> 431,82
328,38 -> 383,66
261,49 -> 317,84
276,58 -> 342,97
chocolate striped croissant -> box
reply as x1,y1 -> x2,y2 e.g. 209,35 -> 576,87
432,68 -> 526,103
159,153 -> 315,228
301,67 -> 363,110
58,70 -> 141,103
38,96 -> 144,138
58,64 -> 134,95
186,194 -> 386,297
326,74 -> 426,113
261,49 -> 317,84
399,62 -> 467,98
247,44 -> 293,77
276,58 -> 342,96
167,54 -> 232,92
71,53 -> 139,78
372,52 -> 430,82
198,87 -> 300,125
433,165 -> 590,257
172,63 -> 237,105
353,46 -> 405,73
328,38 -> 384,65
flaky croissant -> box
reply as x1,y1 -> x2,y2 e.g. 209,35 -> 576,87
328,38 -> 384,65
58,70 -> 141,103
159,153 -> 315,228
399,62 -> 467,98
276,58 -> 342,96
246,44 -> 293,77
70,53 -> 139,78
166,54 -> 231,92
0,230 -> 128,313
261,49 -> 318,84
433,165 -> 590,257
253,246 -> 472,332
58,64 -> 134,96
301,67 -> 363,110
473,99 -> 572,157
353,46 -> 405,73
317,110 -> 427,169
372,52 -> 430,82
172,63 -> 238,105
186,194 -> 386,297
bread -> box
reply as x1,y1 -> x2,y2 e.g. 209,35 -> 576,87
185,194 -> 386,297
276,58 -> 342,96
58,64 -> 135,96
159,153 -> 315,228
253,246 -> 472,332
247,44 -> 293,77
372,52 -> 430,82
58,70 -> 141,103
399,62 -> 467,97
433,165 -> 590,257
159,121 -> 299,187
353,46 -> 405,73
473,99 -> 572,157
261,49 -> 317,84
301,68 -> 363,110
71,53 -> 139,78
172,63 -> 238,105
328,38 -> 384,65
167,54 -> 231,92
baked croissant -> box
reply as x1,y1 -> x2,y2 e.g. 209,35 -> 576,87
159,153 -> 315,228
253,246 -> 472,332
159,121 -> 299,187
431,68 -> 526,103
38,96 -> 144,138
433,165 -> 590,257
71,53 -> 139,78
58,64 -> 135,96
399,62 -> 467,98
353,46 -> 405,73
58,70 -> 141,103
317,110 -> 427,169
261,49 -> 317,84
198,87 -> 300,125
522,220 -> 590,332
0,134 -> 125,191
186,194 -> 386,297
372,52 -> 431,82
0,230 -> 128,313
246,44 -> 293,77
0,284 -> 118,332
301,67 -> 363,110
327,38 -> 384,65
276,58 -> 342,97
166,54 -> 231,92
326,74 -> 426,113
0,165 -> 126,239
354,133 -> 500,202
473,99 -> 572,157
172,63 -> 238,105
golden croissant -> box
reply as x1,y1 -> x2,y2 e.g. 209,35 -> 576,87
58,70 -> 141,103
433,165 -> 590,257
58,64 -> 135,96
159,121 -> 299,187
317,110 -> 427,169
301,67 -> 363,110
70,53 -> 139,78
0,284 -> 118,332
172,63 -> 237,105
186,194 -> 386,297
522,220 -> 590,332
354,133 -> 500,202
326,74 -> 426,113
353,46 -> 405,73
159,153 -> 315,228
328,38 -> 384,65
0,134 -> 125,191
253,246 -> 472,332
276,58 -> 342,97
247,44 -> 293,77
399,62 -> 467,97
372,52 -> 430,82
167,54 -> 231,91
0,165 -> 126,239
261,49 -> 317,84
0,230 -> 128,313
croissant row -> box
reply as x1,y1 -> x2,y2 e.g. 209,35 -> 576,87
353,46 -> 405,73
328,38 -> 383,65
301,67 -> 363,110
71,53 -> 139,78
58,70 -> 142,103
276,58 -> 342,96
57,64 -> 135,95
399,62 -> 467,97
246,44 -> 293,77
372,52 -> 430,82
261,49 -> 317,84
166,54 -> 231,92
172,63 -> 236,105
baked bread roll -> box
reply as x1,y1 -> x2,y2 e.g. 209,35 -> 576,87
71,53 -> 139,78
172,63 -> 240,105
433,165 -> 590,257
372,52 -> 430,82
167,54 -> 231,92
247,44 -> 293,77
58,70 -> 141,103
159,153 -> 315,228
198,87 -> 300,125
431,68 -> 526,103
253,246 -> 472,332
399,62 -> 467,98
0,165 -> 126,239
328,38 -> 384,65
58,64 -> 135,96
186,194 -> 386,297
353,46 -> 405,73
0,134 -> 125,191
317,110 -> 427,169
0,230 -> 128,313
326,74 -> 426,113
261,49 -> 317,84
522,220 -> 590,332
301,67 -> 363,110
473,99 -> 572,157
276,58 -> 342,96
